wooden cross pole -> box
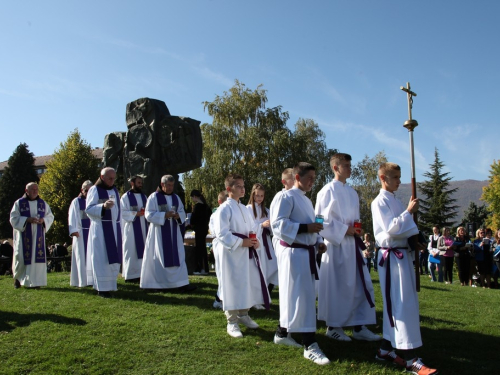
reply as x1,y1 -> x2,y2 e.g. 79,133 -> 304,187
400,82 -> 420,292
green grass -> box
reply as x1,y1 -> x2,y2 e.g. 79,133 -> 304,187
0,271 -> 498,375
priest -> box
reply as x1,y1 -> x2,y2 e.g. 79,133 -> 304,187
68,180 -> 93,287
120,175 -> 148,282
10,182 -> 54,288
85,167 -> 122,298
140,175 -> 195,292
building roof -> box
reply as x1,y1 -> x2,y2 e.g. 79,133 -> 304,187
0,148 -> 103,172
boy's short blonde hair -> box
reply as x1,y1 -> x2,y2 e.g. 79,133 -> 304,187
378,162 -> 401,177
281,168 -> 294,181
218,190 -> 228,203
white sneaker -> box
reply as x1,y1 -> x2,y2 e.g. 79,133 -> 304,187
352,326 -> 382,341
274,333 -> 302,348
227,322 -> 243,338
304,342 -> 330,365
252,304 -> 265,310
325,327 -> 352,341
213,300 -> 222,309
237,315 -> 259,329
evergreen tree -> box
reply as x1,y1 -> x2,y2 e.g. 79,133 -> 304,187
183,80 -> 335,207
0,143 -> 39,238
418,148 -> 458,233
460,201 -> 489,229
350,151 -> 388,234
39,129 -> 100,245
481,159 -> 500,229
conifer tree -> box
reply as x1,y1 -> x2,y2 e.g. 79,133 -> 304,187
460,201 -> 488,229
39,129 -> 100,244
418,148 -> 458,233
0,143 -> 39,238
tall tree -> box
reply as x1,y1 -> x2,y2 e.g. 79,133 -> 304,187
481,159 -> 500,229
39,129 -> 100,245
291,118 -> 337,204
0,143 -> 39,238
418,148 -> 459,233
184,80 -> 334,208
460,201 -> 489,229
350,151 -> 388,235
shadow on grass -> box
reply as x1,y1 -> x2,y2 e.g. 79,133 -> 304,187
0,310 -> 86,332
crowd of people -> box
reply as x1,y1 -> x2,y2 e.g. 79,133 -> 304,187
15,155 -> 494,374
421,226 -> 500,288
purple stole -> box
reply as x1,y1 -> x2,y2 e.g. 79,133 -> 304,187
77,197 -> 90,259
261,228 -> 273,260
126,191 -> 148,259
96,186 -> 122,264
233,232 -> 270,310
353,236 -> 375,308
19,198 -> 46,265
156,192 -> 180,267
280,240 -> 319,280
378,246 -> 406,327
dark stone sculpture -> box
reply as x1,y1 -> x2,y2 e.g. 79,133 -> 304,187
103,98 -> 202,194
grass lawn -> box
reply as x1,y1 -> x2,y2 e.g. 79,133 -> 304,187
0,271 -> 498,375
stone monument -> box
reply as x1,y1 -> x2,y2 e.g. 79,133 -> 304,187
103,98 -> 202,194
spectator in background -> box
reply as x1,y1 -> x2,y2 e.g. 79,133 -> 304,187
454,226 -> 471,286
474,228 -> 493,288
427,226 -> 440,281
0,240 -> 14,275
363,233 -> 375,273
492,229 -> 500,289
437,227 -> 455,284
190,189 -> 212,276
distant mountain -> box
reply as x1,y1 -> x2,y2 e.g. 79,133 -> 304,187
394,180 -> 488,225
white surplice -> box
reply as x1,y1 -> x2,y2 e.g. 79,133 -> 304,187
371,189 -> 422,349
68,197 -> 92,287
120,192 -> 148,280
270,187 -> 321,333
209,207 -> 222,299
246,204 -> 279,285
269,189 -> 286,251
85,186 -> 121,292
10,198 -> 54,287
213,198 -> 266,311
316,180 -> 376,327
140,193 -> 189,289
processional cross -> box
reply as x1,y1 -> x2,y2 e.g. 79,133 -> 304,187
400,82 -> 421,292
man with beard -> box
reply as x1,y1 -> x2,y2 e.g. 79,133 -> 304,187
85,168 -> 122,298
68,180 -> 93,287
10,182 -> 54,288
140,175 -> 196,292
120,175 -> 148,283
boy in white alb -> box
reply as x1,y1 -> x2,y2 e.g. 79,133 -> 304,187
316,153 -> 380,342
371,162 -> 438,375
213,174 -> 268,338
271,162 -> 330,365
211,190 -> 228,309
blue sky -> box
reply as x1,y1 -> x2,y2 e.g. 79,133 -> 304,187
1,1 -> 498,183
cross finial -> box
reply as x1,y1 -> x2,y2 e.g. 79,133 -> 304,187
400,82 -> 417,120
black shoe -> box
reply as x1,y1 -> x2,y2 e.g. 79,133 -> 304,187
125,278 -> 140,284
178,284 -> 197,293
98,291 -> 112,298
14,279 -> 20,289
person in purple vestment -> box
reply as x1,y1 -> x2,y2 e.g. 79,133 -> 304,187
85,168 -> 122,298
